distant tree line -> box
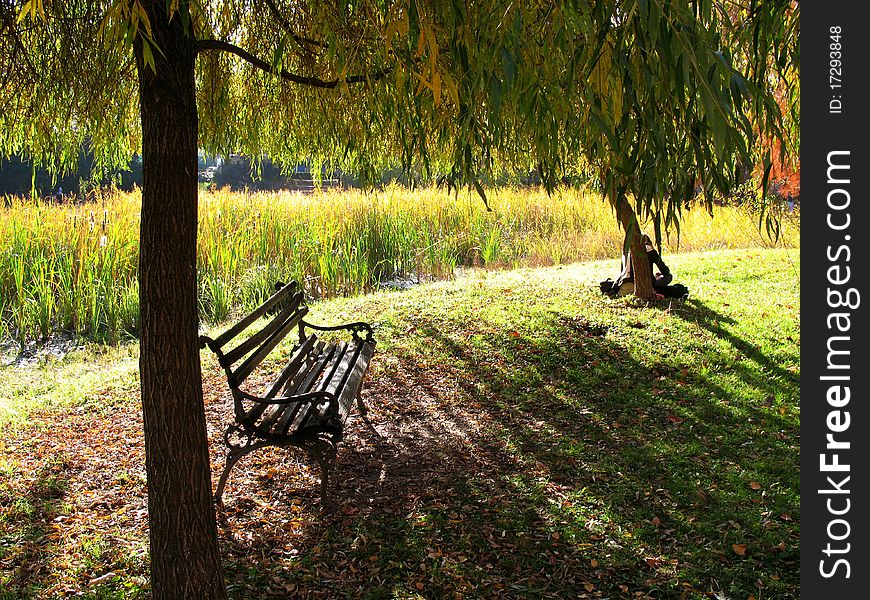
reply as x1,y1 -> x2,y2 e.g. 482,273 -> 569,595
3,148 -> 566,198
207,155 -> 589,192
0,151 -> 143,199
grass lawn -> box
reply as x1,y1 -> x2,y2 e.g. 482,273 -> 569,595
0,248 -> 800,599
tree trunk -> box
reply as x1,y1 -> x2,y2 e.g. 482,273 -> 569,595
616,195 -> 655,300
136,3 -> 227,598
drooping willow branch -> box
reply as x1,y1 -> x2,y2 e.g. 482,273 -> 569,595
196,38 -> 392,88
258,0 -> 328,55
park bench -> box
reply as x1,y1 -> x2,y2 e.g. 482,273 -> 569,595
200,281 -> 376,507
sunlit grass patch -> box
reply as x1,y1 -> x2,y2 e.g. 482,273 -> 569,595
0,343 -> 139,427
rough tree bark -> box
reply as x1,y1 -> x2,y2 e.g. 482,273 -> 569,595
136,2 -> 227,597
616,195 -> 655,300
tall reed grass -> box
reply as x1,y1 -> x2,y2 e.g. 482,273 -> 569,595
1,185 -> 799,344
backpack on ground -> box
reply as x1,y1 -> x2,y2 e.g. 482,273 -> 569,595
661,283 -> 689,299
599,276 -> 634,297
599,278 -> 620,296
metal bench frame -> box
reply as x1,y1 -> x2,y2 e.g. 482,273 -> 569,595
200,281 -> 375,507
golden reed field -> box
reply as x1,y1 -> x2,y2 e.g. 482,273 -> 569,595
0,185 -> 798,343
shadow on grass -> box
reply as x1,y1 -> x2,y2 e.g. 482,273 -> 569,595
671,298 -> 799,387
217,307 -> 799,599
0,460 -> 69,599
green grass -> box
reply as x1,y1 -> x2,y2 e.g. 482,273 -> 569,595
0,343 -> 139,428
0,248 -> 799,598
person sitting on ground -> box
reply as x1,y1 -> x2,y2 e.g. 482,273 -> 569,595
618,233 -> 672,292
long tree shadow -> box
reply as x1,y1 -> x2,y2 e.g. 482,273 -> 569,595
216,303 -> 799,599
668,297 -> 799,386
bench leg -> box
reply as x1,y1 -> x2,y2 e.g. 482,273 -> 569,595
308,441 -> 338,511
355,389 -> 368,416
213,440 -> 272,503
213,452 -> 240,503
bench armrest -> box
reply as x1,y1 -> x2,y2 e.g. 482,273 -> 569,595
236,389 -> 337,406
300,320 -> 375,344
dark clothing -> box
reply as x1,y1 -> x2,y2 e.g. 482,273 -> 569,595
621,247 -> 672,291
646,248 -> 672,290
646,248 -> 670,278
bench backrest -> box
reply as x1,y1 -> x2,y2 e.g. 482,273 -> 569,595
200,281 -> 307,395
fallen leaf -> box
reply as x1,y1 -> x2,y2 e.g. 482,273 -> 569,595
667,414 -> 684,424
749,481 -> 761,490
732,544 -> 747,556
89,572 -> 117,585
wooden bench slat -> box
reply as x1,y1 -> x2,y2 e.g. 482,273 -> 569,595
222,292 -> 304,367
240,335 -> 319,427
292,342 -> 345,431
290,341 -> 352,428
317,341 -> 350,396
335,342 -> 375,420
211,281 -> 297,349
324,340 -> 366,398
291,342 -> 339,396
262,341 -> 338,435
323,342 -> 358,395
268,343 -> 326,435
263,334 -> 317,399
282,341 -> 326,395
256,402 -> 286,435
259,400 -> 313,437
271,400 -> 307,436
231,306 -> 309,386
288,401 -> 324,434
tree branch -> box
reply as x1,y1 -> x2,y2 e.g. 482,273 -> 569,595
258,0 -> 328,55
196,39 -> 392,89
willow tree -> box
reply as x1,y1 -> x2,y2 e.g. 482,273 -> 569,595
2,0 -> 797,596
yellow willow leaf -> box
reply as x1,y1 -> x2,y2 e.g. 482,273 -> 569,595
394,67 -> 405,91
426,25 -> 439,71
398,9 -> 409,38
413,72 -> 430,95
141,38 -> 156,71
385,21 -> 398,52
431,70 -> 442,107
16,0 -> 33,23
132,0 -> 153,38
416,27 -> 426,58
598,48 -> 610,97
385,10 -> 405,52
442,72 -> 460,106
